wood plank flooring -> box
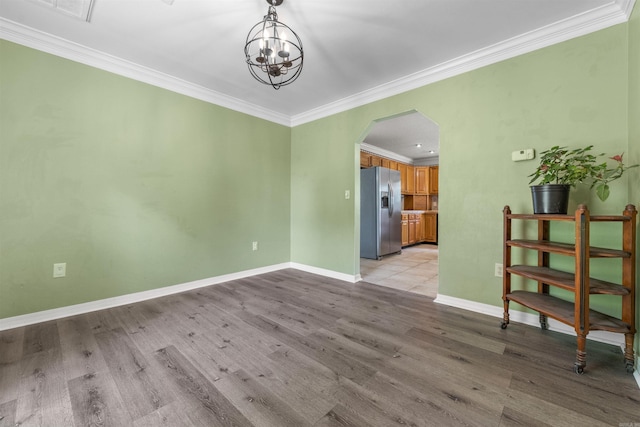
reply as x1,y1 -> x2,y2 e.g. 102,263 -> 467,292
1,269 -> 638,426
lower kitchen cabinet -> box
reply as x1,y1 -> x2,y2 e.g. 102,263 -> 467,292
402,212 -> 437,247
408,214 -> 418,245
401,214 -> 409,246
423,213 -> 437,242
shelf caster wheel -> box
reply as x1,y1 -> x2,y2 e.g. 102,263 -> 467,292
539,315 -> 548,330
573,364 -> 585,375
500,322 -> 508,330
625,363 -> 635,374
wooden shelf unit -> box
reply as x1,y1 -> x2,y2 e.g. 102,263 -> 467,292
501,204 -> 637,374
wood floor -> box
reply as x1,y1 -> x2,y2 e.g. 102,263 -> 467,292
0,269 -> 638,427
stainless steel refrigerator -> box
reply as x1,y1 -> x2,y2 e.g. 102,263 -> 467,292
360,167 -> 402,260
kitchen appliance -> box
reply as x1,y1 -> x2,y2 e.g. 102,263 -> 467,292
360,166 -> 402,259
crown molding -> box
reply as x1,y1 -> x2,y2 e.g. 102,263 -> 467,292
0,18 -> 292,127
290,0 -> 635,126
1,0 -> 635,128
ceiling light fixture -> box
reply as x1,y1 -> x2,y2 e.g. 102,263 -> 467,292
244,0 -> 304,90
416,144 -> 422,148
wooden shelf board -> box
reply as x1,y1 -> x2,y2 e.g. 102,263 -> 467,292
507,291 -> 630,333
507,240 -> 629,258
507,265 -> 629,296
506,213 -> 629,222
507,213 -> 573,221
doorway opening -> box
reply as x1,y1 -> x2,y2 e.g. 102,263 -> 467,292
357,110 -> 440,298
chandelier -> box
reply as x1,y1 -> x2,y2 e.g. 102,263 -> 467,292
244,0 -> 304,89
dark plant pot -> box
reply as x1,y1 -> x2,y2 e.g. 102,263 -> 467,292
530,184 -> 570,214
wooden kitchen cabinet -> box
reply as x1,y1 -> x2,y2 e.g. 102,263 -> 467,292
380,158 -> 399,170
416,214 -> 424,242
401,214 -> 409,246
370,155 -> 382,167
398,163 -> 408,193
403,212 -> 437,246
423,212 -> 437,242
360,151 -> 371,168
408,214 -> 418,245
415,167 -> 428,195
399,163 -> 416,195
428,166 -> 439,194
406,165 -> 415,194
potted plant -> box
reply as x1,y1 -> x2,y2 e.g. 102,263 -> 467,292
528,145 -> 637,214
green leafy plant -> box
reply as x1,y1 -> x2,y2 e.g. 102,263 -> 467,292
528,145 -> 638,201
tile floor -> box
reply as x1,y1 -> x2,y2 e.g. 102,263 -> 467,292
359,244 -> 439,298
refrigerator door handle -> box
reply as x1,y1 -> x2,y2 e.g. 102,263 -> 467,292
388,182 -> 393,217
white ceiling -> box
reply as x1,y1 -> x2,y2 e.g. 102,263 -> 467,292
0,0 -> 633,132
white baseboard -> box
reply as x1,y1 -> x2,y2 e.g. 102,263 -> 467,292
289,262 -> 361,283
0,262 -> 360,331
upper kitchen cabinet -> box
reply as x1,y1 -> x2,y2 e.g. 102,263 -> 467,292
398,163 -> 415,194
415,167 -> 428,195
360,151 -> 384,168
415,165 -> 438,195
406,165 -> 415,194
428,166 -> 439,194
360,151 -> 371,168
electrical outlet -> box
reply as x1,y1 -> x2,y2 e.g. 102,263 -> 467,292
53,262 -> 66,278
252,241 -> 258,251
495,263 -> 503,278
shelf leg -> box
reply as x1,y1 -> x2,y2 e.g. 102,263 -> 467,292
574,334 -> 587,374
539,314 -> 548,330
501,301 -> 510,329
624,333 -> 635,374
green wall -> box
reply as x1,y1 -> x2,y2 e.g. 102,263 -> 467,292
0,40 -> 291,319
291,24 -> 633,320
1,11 -> 638,351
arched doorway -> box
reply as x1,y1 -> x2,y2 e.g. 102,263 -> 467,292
357,110 -> 440,298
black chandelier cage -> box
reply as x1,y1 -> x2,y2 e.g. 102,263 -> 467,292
244,0 -> 303,89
